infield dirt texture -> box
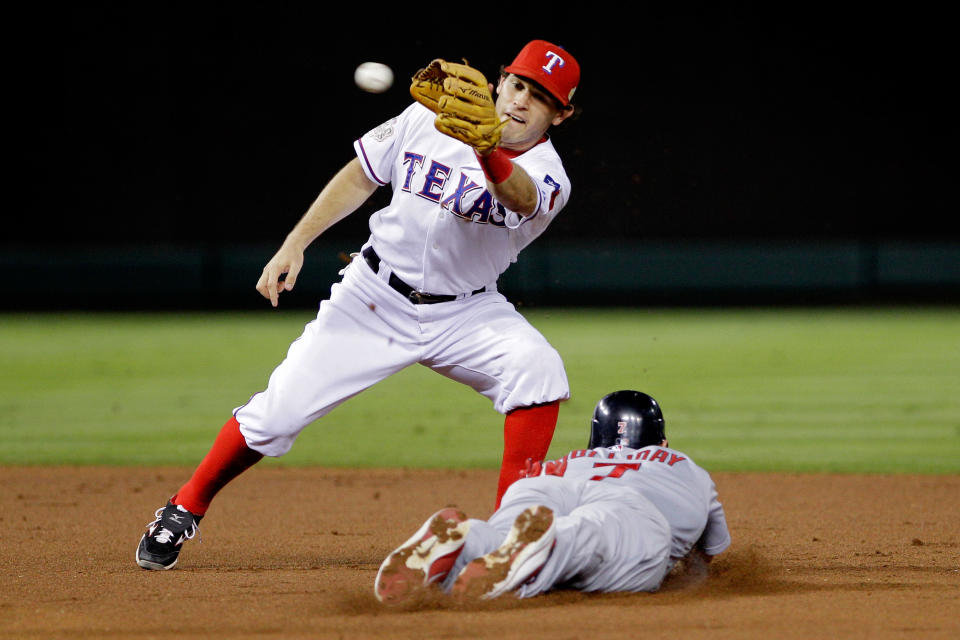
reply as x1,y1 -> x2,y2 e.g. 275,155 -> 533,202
2,309 -> 957,637
3,466 -> 958,639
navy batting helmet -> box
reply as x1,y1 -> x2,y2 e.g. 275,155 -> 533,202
588,390 -> 666,449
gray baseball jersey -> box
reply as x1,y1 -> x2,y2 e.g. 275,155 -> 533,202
445,444 -> 730,595
540,445 -> 731,559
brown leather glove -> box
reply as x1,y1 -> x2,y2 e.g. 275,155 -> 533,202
410,59 -> 506,155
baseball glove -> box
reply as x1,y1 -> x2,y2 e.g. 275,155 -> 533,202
410,59 -> 506,155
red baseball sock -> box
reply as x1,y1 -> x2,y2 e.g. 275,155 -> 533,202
495,401 -> 560,510
172,415 -> 263,516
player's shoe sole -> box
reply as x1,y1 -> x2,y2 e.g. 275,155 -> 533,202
451,505 -> 556,600
374,507 -> 470,604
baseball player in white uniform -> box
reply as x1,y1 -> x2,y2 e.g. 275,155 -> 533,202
136,40 -> 582,571
374,390 -> 731,603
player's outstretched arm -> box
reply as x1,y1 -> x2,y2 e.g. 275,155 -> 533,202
485,163 -> 539,216
256,158 -> 378,307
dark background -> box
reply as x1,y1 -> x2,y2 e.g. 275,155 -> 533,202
6,6 -> 956,308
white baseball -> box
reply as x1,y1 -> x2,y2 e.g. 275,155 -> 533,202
354,62 -> 394,93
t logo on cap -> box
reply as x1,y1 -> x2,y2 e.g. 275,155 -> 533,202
542,51 -> 566,74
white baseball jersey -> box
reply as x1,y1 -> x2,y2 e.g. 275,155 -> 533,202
444,445 -> 730,596
234,103 -> 571,456
354,102 -> 571,295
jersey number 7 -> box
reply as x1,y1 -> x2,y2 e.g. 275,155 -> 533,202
589,462 -> 641,481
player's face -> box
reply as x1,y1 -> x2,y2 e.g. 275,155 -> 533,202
495,74 -> 572,151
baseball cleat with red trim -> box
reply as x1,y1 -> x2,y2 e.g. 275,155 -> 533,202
451,505 -> 555,599
136,501 -> 202,570
374,507 -> 470,604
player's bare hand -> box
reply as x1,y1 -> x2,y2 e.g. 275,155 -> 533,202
256,246 -> 304,307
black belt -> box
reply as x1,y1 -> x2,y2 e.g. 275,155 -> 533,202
362,246 -> 486,304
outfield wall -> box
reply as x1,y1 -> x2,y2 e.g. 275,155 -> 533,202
5,240 -> 958,310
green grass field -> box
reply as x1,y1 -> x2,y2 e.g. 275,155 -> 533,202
1,308 -> 958,473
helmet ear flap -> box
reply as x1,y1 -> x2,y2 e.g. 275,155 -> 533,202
588,390 -> 666,449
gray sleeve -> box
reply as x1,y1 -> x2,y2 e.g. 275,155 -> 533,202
698,480 -> 732,556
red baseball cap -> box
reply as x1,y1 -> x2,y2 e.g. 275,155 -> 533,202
504,40 -> 581,107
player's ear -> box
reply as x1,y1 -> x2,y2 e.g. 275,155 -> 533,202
661,439 -> 669,447
552,104 -> 575,126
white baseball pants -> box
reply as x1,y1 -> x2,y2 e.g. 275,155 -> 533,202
234,252 -> 569,457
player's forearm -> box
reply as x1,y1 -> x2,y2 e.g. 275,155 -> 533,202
486,161 -> 539,216
283,157 -> 378,251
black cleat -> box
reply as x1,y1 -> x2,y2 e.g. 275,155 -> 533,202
136,501 -> 202,570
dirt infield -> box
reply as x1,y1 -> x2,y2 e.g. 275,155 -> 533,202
2,467 -> 957,639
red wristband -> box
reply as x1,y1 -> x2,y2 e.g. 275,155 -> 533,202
476,149 -> 514,184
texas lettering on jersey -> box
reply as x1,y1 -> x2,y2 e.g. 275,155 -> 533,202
355,103 -> 572,292
399,150 -> 563,226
